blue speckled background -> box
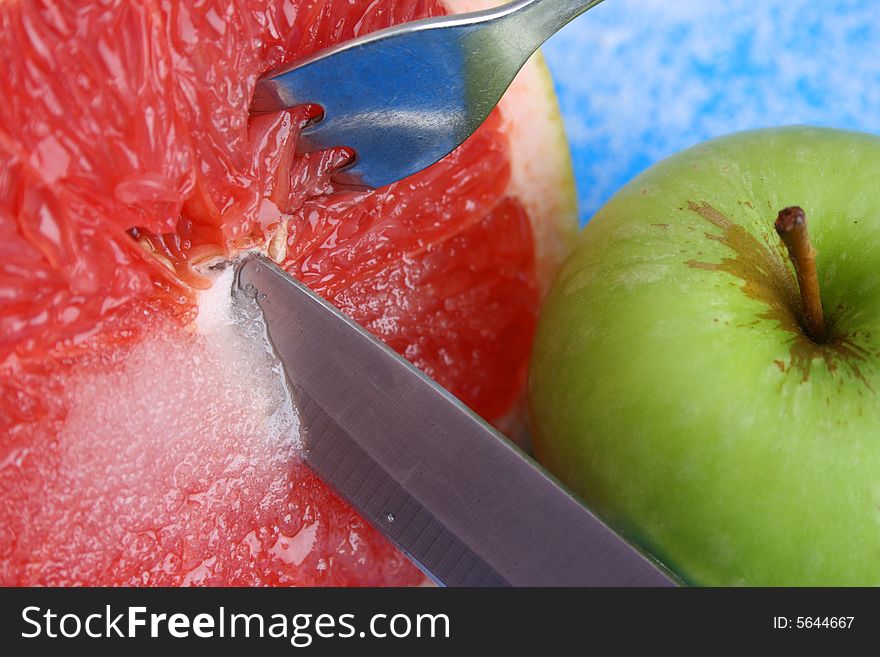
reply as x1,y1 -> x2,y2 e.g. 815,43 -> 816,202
541,0 -> 880,225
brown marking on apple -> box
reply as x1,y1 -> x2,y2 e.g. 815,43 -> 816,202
684,201 -> 872,388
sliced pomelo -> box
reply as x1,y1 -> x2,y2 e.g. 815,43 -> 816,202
0,0 -> 576,585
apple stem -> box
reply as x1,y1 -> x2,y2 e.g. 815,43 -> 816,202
774,206 -> 826,342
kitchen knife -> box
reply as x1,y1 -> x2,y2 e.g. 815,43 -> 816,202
235,254 -> 676,587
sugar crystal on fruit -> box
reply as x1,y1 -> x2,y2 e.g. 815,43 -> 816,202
3,268 -> 306,585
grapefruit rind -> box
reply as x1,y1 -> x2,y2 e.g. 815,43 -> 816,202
502,50 -> 579,294
445,0 -> 579,293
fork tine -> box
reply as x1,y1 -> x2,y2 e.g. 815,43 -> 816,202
257,24 -> 481,188
299,108 -> 470,188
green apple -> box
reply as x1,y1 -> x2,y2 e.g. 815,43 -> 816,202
529,126 -> 880,586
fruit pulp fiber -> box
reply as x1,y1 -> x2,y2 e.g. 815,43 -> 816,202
0,0 -> 539,585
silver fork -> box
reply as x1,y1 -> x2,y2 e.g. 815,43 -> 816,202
252,0 -> 605,188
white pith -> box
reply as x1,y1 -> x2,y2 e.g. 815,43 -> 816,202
444,0 -> 579,294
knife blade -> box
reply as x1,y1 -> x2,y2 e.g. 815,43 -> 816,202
235,255 -> 675,587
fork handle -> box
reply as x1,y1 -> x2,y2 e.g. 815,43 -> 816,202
505,0 -> 606,49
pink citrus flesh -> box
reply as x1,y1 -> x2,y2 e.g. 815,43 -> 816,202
0,0 -> 569,585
